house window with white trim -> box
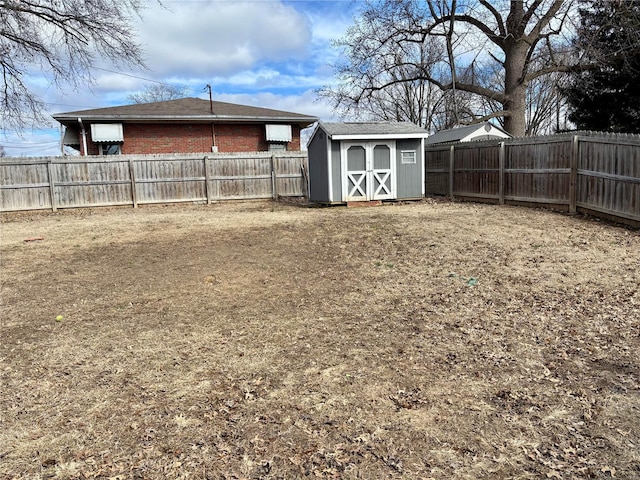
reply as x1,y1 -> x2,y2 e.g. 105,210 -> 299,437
266,124 -> 291,152
401,150 -> 416,164
268,142 -> 287,152
99,143 -> 122,155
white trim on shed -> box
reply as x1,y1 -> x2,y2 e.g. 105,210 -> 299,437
331,132 -> 429,141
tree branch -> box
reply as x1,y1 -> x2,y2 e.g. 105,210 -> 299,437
479,0 -> 506,38
524,0 -> 567,43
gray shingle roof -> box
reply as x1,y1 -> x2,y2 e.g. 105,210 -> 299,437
321,121 -> 428,137
53,97 -> 318,126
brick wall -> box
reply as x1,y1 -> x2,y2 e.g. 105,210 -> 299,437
123,124 -> 212,154
215,124 -> 267,152
82,122 -> 303,155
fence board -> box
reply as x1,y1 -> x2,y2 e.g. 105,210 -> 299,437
274,154 -> 306,197
1,152 -> 307,212
578,139 -> 640,221
0,161 -> 52,211
424,148 -> 450,195
425,132 -> 640,227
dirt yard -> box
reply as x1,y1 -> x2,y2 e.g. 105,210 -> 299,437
1,199 -> 638,479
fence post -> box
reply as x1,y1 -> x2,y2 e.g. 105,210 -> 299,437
448,145 -> 455,200
203,155 -> 211,204
47,160 -> 58,212
569,135 -> 578,214
128,158 -> 138,208
499,141 -> 505,205
271,154 -> 278,200
301,163 -> 309,199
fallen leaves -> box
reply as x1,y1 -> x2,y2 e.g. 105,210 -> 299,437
1,201 -> 639,479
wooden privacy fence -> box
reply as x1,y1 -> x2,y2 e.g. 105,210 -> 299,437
425,132 -> 640,227
0,152 -> 308,212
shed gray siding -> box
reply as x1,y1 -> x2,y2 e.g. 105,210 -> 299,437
307,122 -> 428,203
330,140 -> 342,202
396,139 -> 423,199
308,129 -> 330,202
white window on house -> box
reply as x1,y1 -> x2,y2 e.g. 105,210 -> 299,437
401,150 -> 417,164
91,123 -> 124,142
268,142 -> 287,152
265,124 -> 292,142
99,143 -> 122,155
266,124 -> 291,152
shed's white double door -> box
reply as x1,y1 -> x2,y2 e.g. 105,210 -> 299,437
341,142 -> 396,202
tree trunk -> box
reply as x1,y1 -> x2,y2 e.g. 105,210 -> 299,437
503,84 -> 527,137
502,3 -> 528,137
502,41 -> 529,137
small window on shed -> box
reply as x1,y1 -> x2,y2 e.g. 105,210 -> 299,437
401,150 -> 416,164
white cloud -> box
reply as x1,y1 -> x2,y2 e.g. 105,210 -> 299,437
204,67 -> 325,91
136,1 -> 311,77
214,89 -> 335,119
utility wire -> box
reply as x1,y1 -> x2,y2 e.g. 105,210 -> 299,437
93,67 -> 185,87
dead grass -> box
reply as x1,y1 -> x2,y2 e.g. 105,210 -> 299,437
1,200 -> 639,479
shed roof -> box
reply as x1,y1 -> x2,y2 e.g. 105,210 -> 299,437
320,121 -> 428,139
424,122 -> 511,145
53,97 -> 318,127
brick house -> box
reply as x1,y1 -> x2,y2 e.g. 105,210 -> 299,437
53,98 -> 318,155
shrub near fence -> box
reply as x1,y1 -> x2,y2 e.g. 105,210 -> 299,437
425,132 -> 640,228
0,152 -> 308,212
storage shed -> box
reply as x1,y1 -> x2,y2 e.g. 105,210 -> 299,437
307,122 -> 429,203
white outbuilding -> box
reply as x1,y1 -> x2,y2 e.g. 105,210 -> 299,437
425,122 -> 512,145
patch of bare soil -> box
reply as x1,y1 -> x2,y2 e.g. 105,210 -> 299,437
1,200 -> 639,479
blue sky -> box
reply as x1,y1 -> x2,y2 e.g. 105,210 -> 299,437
2,0 -> 358,157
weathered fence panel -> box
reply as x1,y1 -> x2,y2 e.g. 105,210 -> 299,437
425,132 -> 640,227
209,156 -> 273,200
52,158 -> 134,209
0,152 -> 308,212
0,159 -> 52,211
454,143 -> 501,200
504,137 -> 572,205
577,137 -> 640,222
424,147 -> 449,195
274,154 -> 306,197
134,157 -> 207,204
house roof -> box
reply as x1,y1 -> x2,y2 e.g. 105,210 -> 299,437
53,97 -> 318,127
424,122 -> 511,145
319,121 -> 428,140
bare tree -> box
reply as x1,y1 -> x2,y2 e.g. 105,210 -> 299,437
477,55 -> 571,135
320,21 -> 475,131
127,84 -> 192,104
0,145 -> 5,157
526,68 -> 570,135
322,1 -> 579,137
0,0 -> 156,131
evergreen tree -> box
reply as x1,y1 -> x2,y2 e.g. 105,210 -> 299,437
565,1 -> 640,132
